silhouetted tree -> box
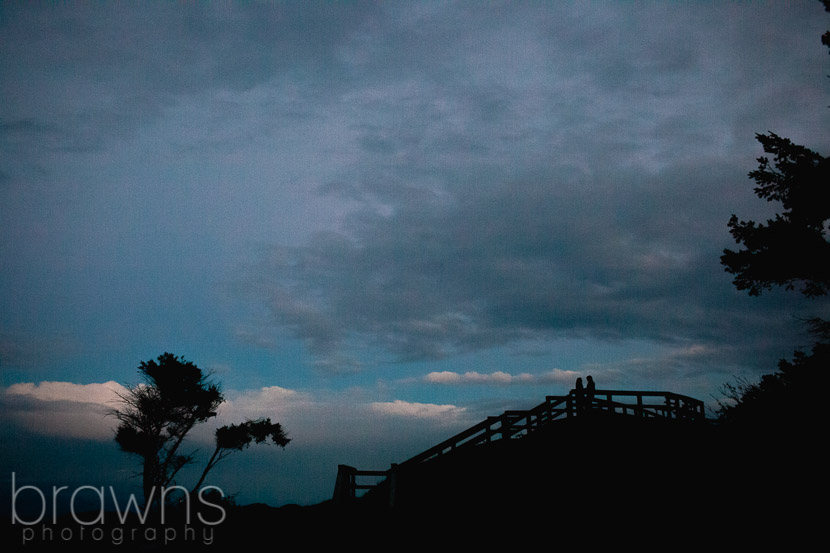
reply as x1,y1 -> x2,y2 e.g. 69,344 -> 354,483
722,1 -> 830,297
721,133 -> 830,297
716,341 -> 828,428
718,2 -> 829,428
192,418 -> 289,492
114,353 -> 223,508
113,353 -> 289,509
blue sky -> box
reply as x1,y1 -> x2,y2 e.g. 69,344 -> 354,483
2,1 -> 829,509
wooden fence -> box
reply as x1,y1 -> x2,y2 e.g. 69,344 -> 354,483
332,389 -> 705,504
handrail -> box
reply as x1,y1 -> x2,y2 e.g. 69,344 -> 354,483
586,390 -> 705,420
333,389 -> 706,503
398,395 -> 572,468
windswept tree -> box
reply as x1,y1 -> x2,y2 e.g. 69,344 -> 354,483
192,418 -> 289,492
113,353 -> 289,509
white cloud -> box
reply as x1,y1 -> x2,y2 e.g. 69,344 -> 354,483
217,386 -> 312,423
221,387 -> 469,440
1,381 -> 316,444
5,380 -> 127,406
423,371 -> 463,384
369,400 -> 465,420
2,381 -> 128,440
424,369 -> 579,386
0,380 -> 468,444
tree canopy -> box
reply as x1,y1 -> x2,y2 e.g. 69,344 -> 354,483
113,352 -> 289,509
717,2 -> 829,429
721,132 -> 830,297
716,340 -> 827,428
192,418 -> 290,492
722,2 -> 830,298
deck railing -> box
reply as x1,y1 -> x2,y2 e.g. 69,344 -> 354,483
333,389 -> 705,504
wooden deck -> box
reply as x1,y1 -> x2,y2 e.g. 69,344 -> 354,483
333,389 -> 706,504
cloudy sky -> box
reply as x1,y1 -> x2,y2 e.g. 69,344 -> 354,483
2,1 -> 829,509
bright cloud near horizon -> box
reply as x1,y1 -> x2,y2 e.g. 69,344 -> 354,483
2,1 -> 829,507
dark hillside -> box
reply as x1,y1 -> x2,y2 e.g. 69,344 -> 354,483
363,415 -> 720,514
320,413 -> 816,543
5,412 -> 814,550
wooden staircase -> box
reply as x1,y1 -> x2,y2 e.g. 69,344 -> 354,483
333,389 -> 706,505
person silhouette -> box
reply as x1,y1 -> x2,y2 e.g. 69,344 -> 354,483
574,377 -> 584,414
585,375 -> 595,408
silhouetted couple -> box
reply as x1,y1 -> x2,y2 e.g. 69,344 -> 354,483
574,375 -> 595,414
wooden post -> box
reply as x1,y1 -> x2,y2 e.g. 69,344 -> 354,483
387,464 -> 398,508
486,416 -> 498,441
333,464 -> 357,502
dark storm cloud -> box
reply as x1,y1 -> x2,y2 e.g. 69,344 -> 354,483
0,2 -> 383,374
245,1 -> 830,373
1,1 -> 827,379
1,1 -> 828,511
253,158 -> 821,372
0,1 -> 377,166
